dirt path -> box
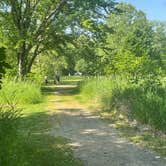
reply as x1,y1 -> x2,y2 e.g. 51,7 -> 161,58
50,83 -> 166,166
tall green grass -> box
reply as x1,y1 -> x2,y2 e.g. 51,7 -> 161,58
0,78 -> 42,165
79,76 -> 128,110
0,78 -> 42,104
79,76 -> 166,131
123,76 -> 166,131
0,78 -> 82,165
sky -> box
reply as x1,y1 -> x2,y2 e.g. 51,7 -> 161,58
118,0 -> 166,21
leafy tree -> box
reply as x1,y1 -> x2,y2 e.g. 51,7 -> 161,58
31,50 -> 67,79
99,3 -> 162,76
152,22 -> 166,71
75,59 -> 88,74
0,0 -> 117,79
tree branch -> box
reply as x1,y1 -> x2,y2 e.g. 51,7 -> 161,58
34,0 -> 67,39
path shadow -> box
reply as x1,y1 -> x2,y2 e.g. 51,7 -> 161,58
61,80 -> 81,85
41,85 -> 56,95
41,78 -> 80,96
55,85 -> 79,96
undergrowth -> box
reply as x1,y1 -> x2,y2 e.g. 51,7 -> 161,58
0,78 -> 42,104
0,79 -> 82,165
78,75 -> 166,156
79,75 -> 166,131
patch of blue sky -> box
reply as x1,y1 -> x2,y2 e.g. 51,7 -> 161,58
117,0 -> 166,21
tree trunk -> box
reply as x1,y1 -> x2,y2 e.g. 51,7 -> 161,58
17,42 -> 28,80
18,43 -> 41,78
18,53 -> 27,80
18,56 -> 23,80
27,45 -> 40,74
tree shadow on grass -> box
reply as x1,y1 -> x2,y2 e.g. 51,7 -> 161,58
15,133 -> 82,166
41,85 -> 79,96
41,77 -> 81,96
55,86 -> 79,96
41,85 -> 56,95
61,80 -> 81,85
0,111 -> 82,166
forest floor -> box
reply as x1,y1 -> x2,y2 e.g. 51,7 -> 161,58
43,78 -> 166,166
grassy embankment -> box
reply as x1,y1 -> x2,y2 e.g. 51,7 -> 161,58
77,76 -> 166,156
0,78 -> 82,166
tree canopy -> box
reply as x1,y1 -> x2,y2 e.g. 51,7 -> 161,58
0,0 -> 117,78
0,1 -> 165,78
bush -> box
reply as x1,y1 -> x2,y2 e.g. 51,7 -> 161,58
0,78 -> 42,104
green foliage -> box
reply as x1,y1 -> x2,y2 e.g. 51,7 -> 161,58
75,59 -> 88,74
65,3 -> 166,77
70,34 -> 101,75
0,0 -> 117,78
32,52 -> 68,79
95,3 -> 165,76
79,76 -> 128,109
0,47 -> 10,88
12,135 -> 82,166
123,76 -> 166,131
79,76 -> 166,131
0,104 -> 21,165
0,78 -> 42,104
0,97 -> 82,166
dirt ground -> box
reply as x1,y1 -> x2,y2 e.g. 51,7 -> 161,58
49,84 -> 166,166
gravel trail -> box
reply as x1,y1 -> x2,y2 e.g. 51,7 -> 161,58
50,84 -> 166,166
